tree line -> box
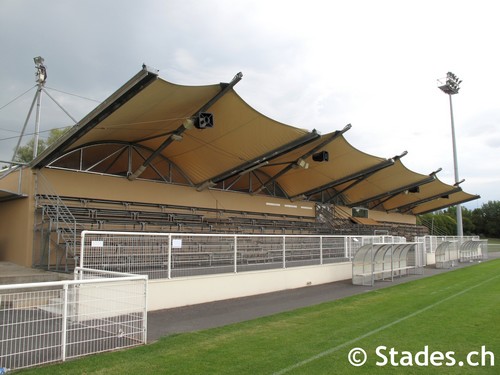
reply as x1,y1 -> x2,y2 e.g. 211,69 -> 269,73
417,201 -> 500,238
12,128 -> 69,163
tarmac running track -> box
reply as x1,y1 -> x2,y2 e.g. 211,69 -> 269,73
147,252 -> 500,342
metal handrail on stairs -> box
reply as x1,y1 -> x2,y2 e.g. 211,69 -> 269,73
316,204 -> 352,232
36,172 -> 80,271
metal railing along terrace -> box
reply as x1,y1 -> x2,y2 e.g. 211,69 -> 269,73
79,231 -> 407,279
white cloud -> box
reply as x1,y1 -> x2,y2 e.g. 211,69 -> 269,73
1,0 -> 499,206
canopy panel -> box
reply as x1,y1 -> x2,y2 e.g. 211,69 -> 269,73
163,89 -> 310,185
263,134 -> 387,198
335,160 -> 432,208
70,79 -> 223,148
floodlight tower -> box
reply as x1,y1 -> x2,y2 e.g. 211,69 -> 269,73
33,56 -> 47,158
11,57 -> 77,165
438,71 -> 463,237
12,57 -> 48,162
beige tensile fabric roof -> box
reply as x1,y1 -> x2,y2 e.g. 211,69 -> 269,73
32,66 -> 479,215
259,131 -> 388,198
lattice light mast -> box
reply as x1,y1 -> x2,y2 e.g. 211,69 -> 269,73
11,57 -> 77,164
438,71 -> 463,236
33,56 -> 47,158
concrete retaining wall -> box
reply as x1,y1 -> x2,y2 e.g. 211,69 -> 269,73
148,262 -> 352,310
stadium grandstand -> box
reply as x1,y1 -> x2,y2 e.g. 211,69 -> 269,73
0,66 -> 486,370
0,65 -> 480,297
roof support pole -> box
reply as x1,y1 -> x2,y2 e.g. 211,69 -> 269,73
351,175 -> 437,208
33,65 -> 160,168
253,124 -> 351,195
196,130 -> 321,190
324,152 -> 407,204
408,193 -> 480,215
370,169 -> 442,210
323,165 -> 389,204
127,123 -> 188,180
33,83 -> 43,158
397,187 -> 464,213
127,72 -> 243,181
290,153 -> 403,200
12,87 -> 39,162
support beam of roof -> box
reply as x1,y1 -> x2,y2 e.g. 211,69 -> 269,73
253,124 -> 351,195
323,176 -> 364,204
370,169 -> 442,210
51,140 -> 195,186
33,65 -> 160,168
411,194 -> 480,215
197,130 -> 321,190
322,151 -> 408,204
127,72 -> 243,181
292,154 -> 401,199
396,187 -> 463,213
127,123 -> 189,180
131,130 -> 178,144
352,174 -> 437,209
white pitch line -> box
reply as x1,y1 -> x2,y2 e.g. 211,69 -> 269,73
272,273 -> 500,375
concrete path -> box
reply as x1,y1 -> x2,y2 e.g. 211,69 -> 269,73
0,261 -> 71,284
147,253 -> 499,342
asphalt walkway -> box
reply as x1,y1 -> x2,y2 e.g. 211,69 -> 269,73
147,253 -> 499,342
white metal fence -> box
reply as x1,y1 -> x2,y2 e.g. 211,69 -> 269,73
80,231 -> 405,279
435,239 -> 488,268
415,235 -> 488,267
0,268 -> 147,371
415,235 -> 480,254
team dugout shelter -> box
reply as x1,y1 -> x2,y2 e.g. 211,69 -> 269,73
0,65 -> 479,270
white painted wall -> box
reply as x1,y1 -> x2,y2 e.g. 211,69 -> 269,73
147,262 -> 352,311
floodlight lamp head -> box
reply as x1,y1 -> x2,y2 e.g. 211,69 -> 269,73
183,118 -> 195,130
439,71 -> 461,95
33,56 -> 47,84
296,158 -> 309,169
171,134 -> 183,142
33,56 -> 44,66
